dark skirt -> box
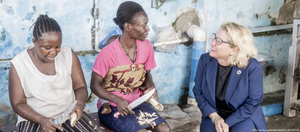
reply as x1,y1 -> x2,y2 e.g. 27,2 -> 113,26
98,102 -> 166,132
17,111 -> 104,132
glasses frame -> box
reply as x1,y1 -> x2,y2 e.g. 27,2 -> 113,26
212,33 -> 233,46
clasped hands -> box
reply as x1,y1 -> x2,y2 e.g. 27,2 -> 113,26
213,116 -> 229,132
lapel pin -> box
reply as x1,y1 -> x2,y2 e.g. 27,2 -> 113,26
237,70 -> 241,75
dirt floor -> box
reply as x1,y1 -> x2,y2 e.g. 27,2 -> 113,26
266,111 -> 300,131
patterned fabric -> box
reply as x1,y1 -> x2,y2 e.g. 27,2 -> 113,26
93,38 -> 162,131
98,102 -> 166,132
97,88 -> 142,109
17,112 -> 105,132
92,38 -> 156,78
96,64 -> 147,108
102,64 -> 146,93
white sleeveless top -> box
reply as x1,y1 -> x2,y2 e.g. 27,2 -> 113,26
11,46 -> 75,125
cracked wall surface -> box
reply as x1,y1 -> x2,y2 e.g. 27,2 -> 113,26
277,0 -> 300,24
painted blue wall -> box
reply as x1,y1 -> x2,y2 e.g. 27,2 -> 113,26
254,34 -> 292,93
97,0 -> 288,95
0,0 -> 93,60
0,62 -> 10,108
0,0 -> 289,126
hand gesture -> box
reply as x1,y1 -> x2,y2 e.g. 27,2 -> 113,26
39,116 -> 63,132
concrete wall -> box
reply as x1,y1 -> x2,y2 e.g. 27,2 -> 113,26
0,0 -> 290,126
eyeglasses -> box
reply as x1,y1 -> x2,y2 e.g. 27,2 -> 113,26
211,33 -> 233,46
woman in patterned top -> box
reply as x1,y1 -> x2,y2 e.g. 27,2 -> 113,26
91,1 -> 170,132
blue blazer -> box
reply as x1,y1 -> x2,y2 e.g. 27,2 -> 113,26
193,53 -> 266,130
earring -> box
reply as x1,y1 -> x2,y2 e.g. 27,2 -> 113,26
229,53 -> 233,56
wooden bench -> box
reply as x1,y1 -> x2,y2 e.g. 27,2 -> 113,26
0,112 -> 115,132
89,112 -> 115,132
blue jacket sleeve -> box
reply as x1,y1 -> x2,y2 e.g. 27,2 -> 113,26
225,64 -> 264,127
193,54 -> 217,118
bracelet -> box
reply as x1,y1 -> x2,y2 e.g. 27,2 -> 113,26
211,115 -> 221,123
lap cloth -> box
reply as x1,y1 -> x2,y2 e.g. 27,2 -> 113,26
17,111 -> 104,132
98,102 -> 166,132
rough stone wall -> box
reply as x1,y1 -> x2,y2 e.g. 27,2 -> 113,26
277,0 -> 300,24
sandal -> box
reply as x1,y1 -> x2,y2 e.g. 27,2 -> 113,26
148,97 -> 164,111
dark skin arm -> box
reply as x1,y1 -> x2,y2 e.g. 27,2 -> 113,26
91,72 -> 134,116
9,63 -> 63,132
70,50 -> 88,121
144,70 -> 155,89
143,70 -> 158,100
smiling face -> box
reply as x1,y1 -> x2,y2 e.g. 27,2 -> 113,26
32,32 -> 62,63
209,29 -> 236,63
127,11 -> 150,41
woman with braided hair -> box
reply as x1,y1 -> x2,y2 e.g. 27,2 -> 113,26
9,14 -> 103,132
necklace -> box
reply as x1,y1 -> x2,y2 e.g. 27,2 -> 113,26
120,40 -> 137,63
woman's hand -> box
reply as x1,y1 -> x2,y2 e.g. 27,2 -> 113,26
214,117 -> 229,132
71,102 -> 85,121
39,116 -> 63,132
115,97 -> 135,116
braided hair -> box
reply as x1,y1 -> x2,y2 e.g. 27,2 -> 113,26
32,14 -> 61,40
113,1 -> 145,30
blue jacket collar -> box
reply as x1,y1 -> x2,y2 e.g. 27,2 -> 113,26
206,58 -> 244,105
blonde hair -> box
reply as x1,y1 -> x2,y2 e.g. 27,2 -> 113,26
221,22 -> 257,68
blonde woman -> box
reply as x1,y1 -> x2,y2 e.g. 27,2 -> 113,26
193,22 -> 266,132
